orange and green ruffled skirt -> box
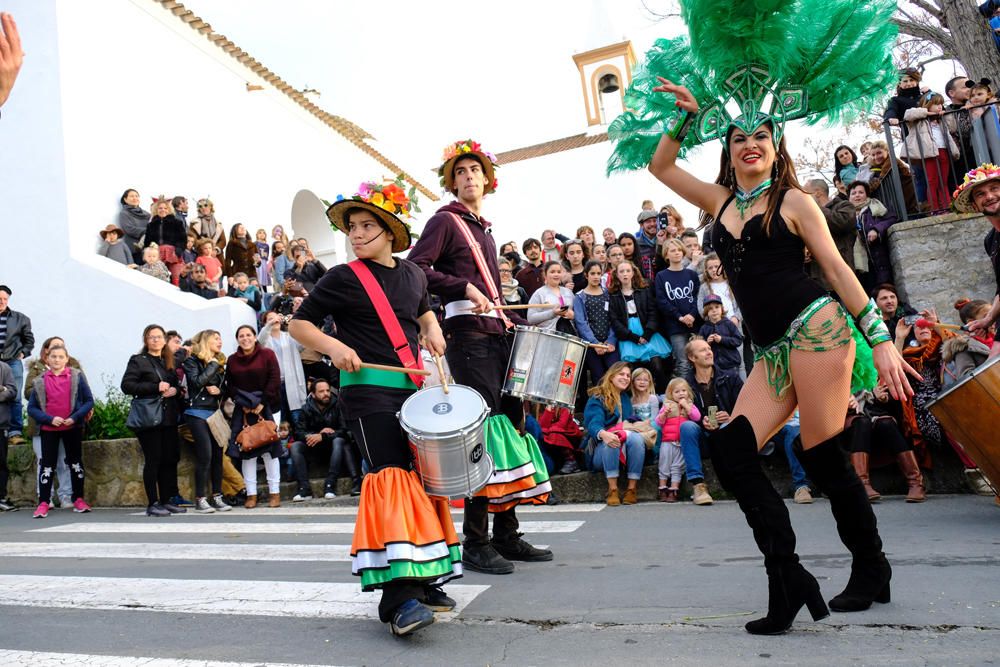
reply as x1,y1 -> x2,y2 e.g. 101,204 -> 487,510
476,414 -> 552,513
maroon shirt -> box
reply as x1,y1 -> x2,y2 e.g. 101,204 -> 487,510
225,343 -> 281,409
407,201 -> 526,335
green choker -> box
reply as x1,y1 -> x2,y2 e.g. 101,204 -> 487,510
734,179 -> 772,220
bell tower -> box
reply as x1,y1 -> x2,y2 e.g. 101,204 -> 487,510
572,41 -> 637,127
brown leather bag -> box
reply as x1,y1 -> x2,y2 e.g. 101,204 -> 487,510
235,409 -> 279,452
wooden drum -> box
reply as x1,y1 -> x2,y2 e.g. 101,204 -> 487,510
928,355 -> 1000,493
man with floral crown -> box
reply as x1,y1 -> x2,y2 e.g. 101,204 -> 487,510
953,164 -> 1000,359
290,177 -> 460,637
408,140 -> 553,576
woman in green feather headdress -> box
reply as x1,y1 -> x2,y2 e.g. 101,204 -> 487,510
609,0 -> 923,637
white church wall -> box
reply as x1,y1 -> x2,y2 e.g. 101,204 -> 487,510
0,0 -> 400,394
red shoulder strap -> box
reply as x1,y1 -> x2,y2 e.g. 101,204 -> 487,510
346,260 -> 424,389
445,212 -> 513,330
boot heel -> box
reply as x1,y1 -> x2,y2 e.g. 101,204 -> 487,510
806,589 -> 830,621
874,581 -> 891,604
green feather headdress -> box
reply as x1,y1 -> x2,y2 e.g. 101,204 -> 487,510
607,0 -> 899,173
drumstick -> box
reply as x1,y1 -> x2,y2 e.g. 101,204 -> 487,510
463,303 -> 556,311
359,362 -> 431,376
934,323 -> 962,330
433,355 -> 449,395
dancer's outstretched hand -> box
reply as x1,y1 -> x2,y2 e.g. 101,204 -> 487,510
871,341 -> 920,401
653,77 -> 699,113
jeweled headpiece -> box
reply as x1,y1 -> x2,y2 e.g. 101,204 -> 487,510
608,0 -> 899,172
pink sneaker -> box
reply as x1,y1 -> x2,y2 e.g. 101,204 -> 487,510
72,498 -> 92,513
33,502 -> 50,518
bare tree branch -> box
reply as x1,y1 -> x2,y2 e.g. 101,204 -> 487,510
893,16 -> 957,57
908,0 -> 944,21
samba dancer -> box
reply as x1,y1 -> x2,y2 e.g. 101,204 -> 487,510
289,178 -> 459,637
408,140 -> 552,575
608,0 -> 917,635
954,164 -> 1000,358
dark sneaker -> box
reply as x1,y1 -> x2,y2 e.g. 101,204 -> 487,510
492,533 -> 554,562
169,495 -> 194,507
292,491 -> 313,502
462,543 -> 515,575
209,495 -> 232,512
161,502 -> 187,514
350,478 -> 362,496
558,459 -> 579,474
0,498 -> 18,512
423,585 -> 457,612
146,503 -> 171,517
389,599 -> 435,636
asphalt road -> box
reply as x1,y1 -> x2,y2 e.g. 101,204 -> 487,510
0,495 -> 997,666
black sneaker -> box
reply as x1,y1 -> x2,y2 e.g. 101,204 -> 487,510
462,543 -> 514,575
0,498 -> 19,512
558,459 -> 580,474
492,533 -> 554,562
161,502 -> 187,514
423,585 -> 457,612
350,478 -> 362,496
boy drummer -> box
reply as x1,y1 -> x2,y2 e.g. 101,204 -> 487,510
407,140 -> 553,575
290,178 -> 458,637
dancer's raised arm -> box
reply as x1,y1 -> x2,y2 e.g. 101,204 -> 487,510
647,78 -> 731,217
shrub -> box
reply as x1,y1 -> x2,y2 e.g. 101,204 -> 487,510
85,376 -> 133,441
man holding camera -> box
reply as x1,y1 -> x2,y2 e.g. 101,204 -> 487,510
636,210 -> 667,282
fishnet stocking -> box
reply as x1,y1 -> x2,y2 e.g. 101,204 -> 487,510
731,302 -> 856,449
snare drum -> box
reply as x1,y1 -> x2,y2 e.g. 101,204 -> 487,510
503,325 -> 588,409
928,355 -> 1000,494
398,384 -> 494,499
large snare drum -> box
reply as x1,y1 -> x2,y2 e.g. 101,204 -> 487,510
503,325 -> 588,409
398,384 -> 494,499
928,355 -> 1000,494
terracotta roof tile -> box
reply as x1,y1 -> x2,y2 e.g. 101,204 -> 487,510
151,0 -> 438,201
495,132 -> 610,165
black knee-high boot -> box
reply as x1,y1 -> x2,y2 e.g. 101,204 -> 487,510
709,416 -> 829,635
795,435 -> 891,612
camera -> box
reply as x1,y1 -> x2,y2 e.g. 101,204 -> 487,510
656,212 -> 671,230
902,314 -> 919,326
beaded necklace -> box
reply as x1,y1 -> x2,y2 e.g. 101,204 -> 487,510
734,179 -> 773,220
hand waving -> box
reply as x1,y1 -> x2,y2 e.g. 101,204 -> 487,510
652,77 -> 699,113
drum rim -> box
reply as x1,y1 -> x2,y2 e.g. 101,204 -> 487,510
397,383 -> 489,433
513,324 -> 588,345
930,352 -> 1000,405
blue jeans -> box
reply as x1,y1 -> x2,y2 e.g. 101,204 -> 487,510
592,431 -> 645,480
679,420 -> 708,483
7,358 -> 22,432
669,333 -> 691,378
776,423 -> 809,490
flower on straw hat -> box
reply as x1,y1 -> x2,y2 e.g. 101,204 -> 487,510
952,162 -> 1000,212
438,138 -> 499,194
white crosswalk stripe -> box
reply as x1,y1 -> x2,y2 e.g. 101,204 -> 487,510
126,503 -> 607,517
0,649 -> 347,667
0,574 -> 489,620
30,520 -> 585,534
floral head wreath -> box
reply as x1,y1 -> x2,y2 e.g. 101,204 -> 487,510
438,139 -> 499,195
326,175 -> 420,253
952,163 -> 1000,213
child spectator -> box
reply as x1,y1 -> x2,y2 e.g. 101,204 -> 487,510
254,228 -> 271,291
228,272 -> 263,312
0,360 -> 15,512
137,244 -> 171,282
655,378 -> 700,502
98,225 -> 133,266
181,233 -> 198,265
965,78 -> 1000,164
698,295 -> 744,376
629,367 -> 659,422
654,238 -> 700,379
26,345 -> 94,518
537,405 -> 583,474
903,92 -> 960,211
196,238 -> 224,289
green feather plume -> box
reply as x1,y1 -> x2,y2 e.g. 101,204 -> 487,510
608,0 -> 899,174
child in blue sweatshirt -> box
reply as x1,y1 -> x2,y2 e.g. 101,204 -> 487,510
697,294 -> 743,376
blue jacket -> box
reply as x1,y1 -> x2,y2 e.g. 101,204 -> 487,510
684,367 -> 743,418
27,368 -> 95,427
583,393 -> 634,440
697,318 -> 744,373
573,290 -> 617,346
654,267 -> 701,336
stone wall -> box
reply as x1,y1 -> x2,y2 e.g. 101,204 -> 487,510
888,213 -> 995,322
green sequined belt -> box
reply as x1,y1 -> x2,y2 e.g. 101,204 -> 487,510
752,296 -> 853,399
340,367 -> 418,390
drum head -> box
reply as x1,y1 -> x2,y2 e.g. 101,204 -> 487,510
400,384 -> 488,434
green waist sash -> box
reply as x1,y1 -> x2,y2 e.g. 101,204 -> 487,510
340,367 -> 418,390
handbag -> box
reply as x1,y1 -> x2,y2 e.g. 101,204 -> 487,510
126,396 -> 164,431
556,315 -> 578,336
235,409 -> 280,452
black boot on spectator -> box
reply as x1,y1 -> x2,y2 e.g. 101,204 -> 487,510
709,416 -> 828,635
794,435 -> 891,612
0,498 -> 19,512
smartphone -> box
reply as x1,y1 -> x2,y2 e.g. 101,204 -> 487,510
902,315 -> 919,326
708,405 -> 719,429
657,212 -> 670,231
